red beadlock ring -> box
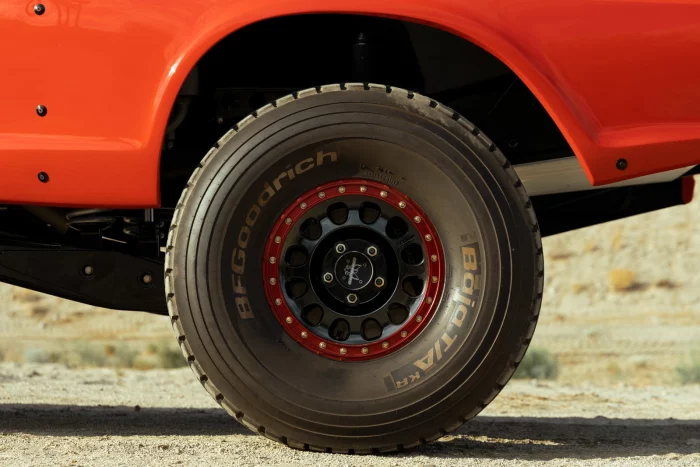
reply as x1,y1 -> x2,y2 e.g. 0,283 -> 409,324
262,179 -> 445,361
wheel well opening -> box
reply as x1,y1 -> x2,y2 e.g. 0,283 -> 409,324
159,14 -> 570,206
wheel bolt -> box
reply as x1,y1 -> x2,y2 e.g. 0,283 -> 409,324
431,276 -> 438,283
360,186 -> 367,193
339,347 -> 347,355
346,293 -> 358,304
300,202 -> 307,209
323,272 -> 334,283
141,274 -> 153,285
319,342 -> 327,349
361,347 -> 369,354
380,191 -> 388,198
274,236 -> 282,244
83,265 -> 94,276
400,331 -> 408,338
285,316 -> 293,324
425,234 -> 433,241
366,246 -> 378,257
414,216 -> 421,223
269,278 -> 277,285
285,217 -> 292,225
335,243 -> 347,254
301,331 -> 308,338
338,186 -> 346,193
374,277 -> 385,288
431,254 -> 437,262
399,201 -> 406,209
382,342 -> 389,349
318,191 -> 326,199
275,298 -> 282,305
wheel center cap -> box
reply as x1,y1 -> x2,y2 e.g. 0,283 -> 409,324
335,251 -> 373,291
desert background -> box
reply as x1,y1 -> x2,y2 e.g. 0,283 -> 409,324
1,180 -> 699,465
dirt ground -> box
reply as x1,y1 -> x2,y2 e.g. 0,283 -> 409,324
1,363 -> 699,466
1,180 -> 700,465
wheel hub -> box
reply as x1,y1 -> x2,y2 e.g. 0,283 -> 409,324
263,179 -> 445,361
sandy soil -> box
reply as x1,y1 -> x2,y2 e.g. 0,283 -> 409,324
1,363 -> 699,466
1,179 -> 700,464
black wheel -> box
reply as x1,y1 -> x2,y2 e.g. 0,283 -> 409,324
165,84 -> 543,453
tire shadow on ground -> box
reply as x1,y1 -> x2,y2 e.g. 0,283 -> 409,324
2,405 -> 699,460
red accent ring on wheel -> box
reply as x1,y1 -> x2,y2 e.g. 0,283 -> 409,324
263,179 -> 445,361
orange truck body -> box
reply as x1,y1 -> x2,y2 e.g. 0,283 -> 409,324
2,0 -> 700,207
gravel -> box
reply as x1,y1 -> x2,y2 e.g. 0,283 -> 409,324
1,363 -> 699,466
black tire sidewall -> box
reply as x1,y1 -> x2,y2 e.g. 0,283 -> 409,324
172,89 -> 539,449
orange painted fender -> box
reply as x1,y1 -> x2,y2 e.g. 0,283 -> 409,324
1,0 -> 700,207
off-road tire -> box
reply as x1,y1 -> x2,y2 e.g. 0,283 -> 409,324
165,83 -> 544,453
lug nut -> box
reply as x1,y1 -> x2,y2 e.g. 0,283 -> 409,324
346,293 -> 358,304
318,191 -> 326,199
338,186 -> 346,193
339,347 -> 347,355
360,186 -> 367,193
399,201 -> 406,209
382,342 -> 389,349
414,216 -> 422,223
380,191 -> 388,198
275,298 -> 282,305
274,236 -> 282,244
335,243 -> 347,254
431,254 -> 437,262
374,277 -> 385,288
300,202 -> 307,209
83,265 -> 94,276
285,217 -> 292,225
301,331 -> 308,338
285,316 -> 293,324
400,331 -> 408,338
319,342 -> 327,349
269,277 -> 277,285
366,246 -> 378,257
323,272 -> 334,283
141,274 -> 153,285
361,347 -> 369,354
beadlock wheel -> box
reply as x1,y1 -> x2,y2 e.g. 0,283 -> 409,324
165,84 -> 544,453
264,179 -> 445,360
